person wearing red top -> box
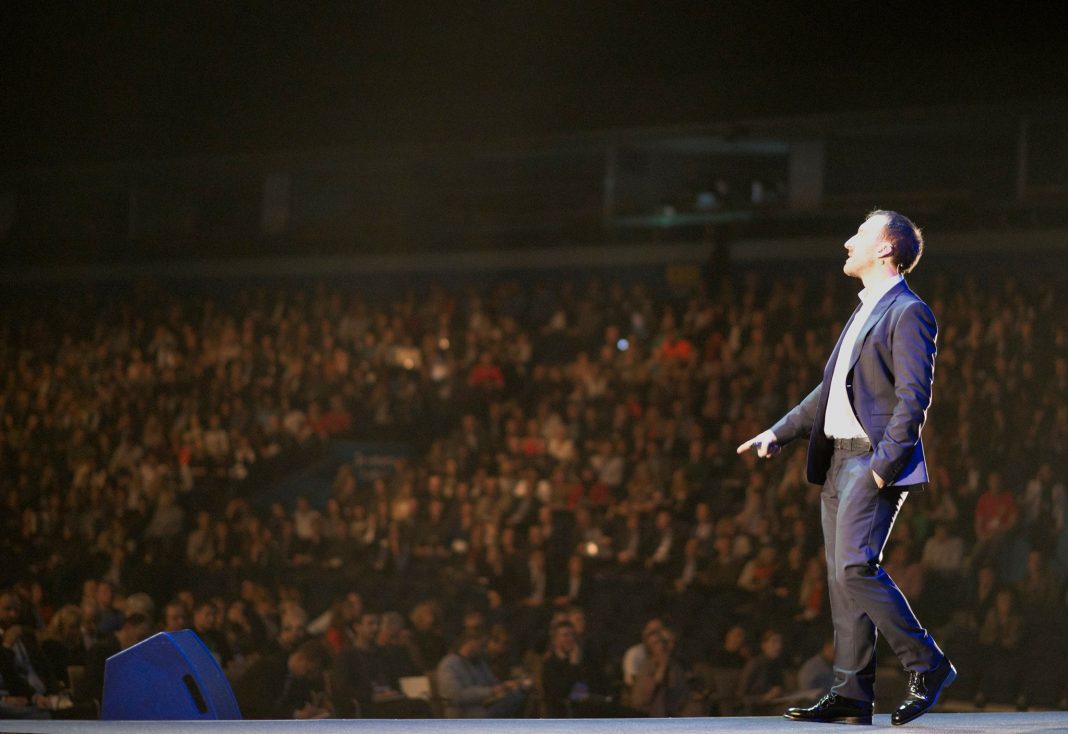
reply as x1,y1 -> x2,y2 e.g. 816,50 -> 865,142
314,396 -> 353,436
467,352 -> 505,390
973,471 -> 1019,568
657,331 -> 695,362
975,471 -> 1019,540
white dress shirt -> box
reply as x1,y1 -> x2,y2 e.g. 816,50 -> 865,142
824,274 -> 903,439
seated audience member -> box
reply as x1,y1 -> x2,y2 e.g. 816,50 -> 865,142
621,617 -> 663,690
331,612 -> 431,718
38,605 -> 88,690
705,536 -> 744,591
736,629 -> 787,715
973,587 -> 1024,708
921,522 -> 964,577
321,598 -> 358,655
485,624 -> 519,684
709,624 -> 750,669
191,601 -> 234,667
972,472 -> 1019,567
436,630 -> 527,718
541,619 -> 636,717
0,589 -> 61,700
552,554 -> 594,607
272,605 -> 310,655
162,601 -> 190,633
1,644 -> 51,720
92,582 -> 124,638
376,611 -> 420,682
232,640 -> 331,720
796,637 -> 835,699
566,606 -> 608,692
631,626 -> 698,716
223,599 -> 264,676
80,614 -> 153,706
408,602 -> 447,671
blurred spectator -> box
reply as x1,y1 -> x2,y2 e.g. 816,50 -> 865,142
796,637 -> 835,699
162,601 -> 190,633
436,630 -> 526,718
973,472 -> 1018,567
79,613 -> 152,707
331,612 -> 430,718
973,588 -> 1023,708
622,618 -> 663,689
541,619 -> 626,717
38,605 -> 87,690
631,626 -> 696,716
232,639 -> 331,720
192,601 -> 233,667
0,589 -> 60,700
921,522 -> 964,577
736,629 -> 786,715
408,602 -> 447,671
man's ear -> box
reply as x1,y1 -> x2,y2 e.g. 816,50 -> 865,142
877,244 -> 893,260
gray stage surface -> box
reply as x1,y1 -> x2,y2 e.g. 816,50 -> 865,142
3,714 -> 1068,734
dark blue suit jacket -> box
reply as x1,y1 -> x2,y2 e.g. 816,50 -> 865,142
772,279 -> 937,490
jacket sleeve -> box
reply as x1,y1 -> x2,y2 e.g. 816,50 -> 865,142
870,300 -> 937,484
771,383 -> 822,445
437,656 -> 494,705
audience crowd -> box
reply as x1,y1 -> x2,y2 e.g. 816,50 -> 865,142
2,264 -> 1067,719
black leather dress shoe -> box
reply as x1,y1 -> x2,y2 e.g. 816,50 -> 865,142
891,657 -> 957,726
784,692 -> 873,725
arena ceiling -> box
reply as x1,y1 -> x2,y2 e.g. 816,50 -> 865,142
1,3 -> 1064,166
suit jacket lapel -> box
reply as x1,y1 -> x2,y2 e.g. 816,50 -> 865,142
846,280 -> 907,372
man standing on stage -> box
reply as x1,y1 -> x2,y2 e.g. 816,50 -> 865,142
737,211 -> 955,726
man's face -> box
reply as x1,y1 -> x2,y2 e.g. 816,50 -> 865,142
462,636 -> 487,659
725,626 -> 744,650
553,627 -> 576,655
193,605 -> 215,630
0,594 -> 20,627
130,620 -> 152,645
843,215 -> 892,279
289,651 -> 319,678
96,583 -> 113,607
762,633 -> 783,659
357,614 -> 379,641
164,605 -> 189,631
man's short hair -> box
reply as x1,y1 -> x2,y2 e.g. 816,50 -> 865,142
549,619 -> 576,636
760,628 -> 782,644
123,613 -> 150,629
869,209 -> 924,274
294,639 -> 330,670
457,628 -> 488,646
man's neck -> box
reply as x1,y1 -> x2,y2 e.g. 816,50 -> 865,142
860,266 -> 898,291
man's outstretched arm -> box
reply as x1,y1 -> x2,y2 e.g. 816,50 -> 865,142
737,383 -> 822,458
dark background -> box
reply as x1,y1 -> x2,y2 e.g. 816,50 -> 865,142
3,2 -> 1065,166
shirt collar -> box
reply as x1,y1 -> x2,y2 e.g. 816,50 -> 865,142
858,274 -> 903,306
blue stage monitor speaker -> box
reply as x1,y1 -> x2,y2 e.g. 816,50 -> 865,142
101,630 -> 242,720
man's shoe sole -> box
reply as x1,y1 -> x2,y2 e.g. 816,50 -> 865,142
784,713 -> 873,725
891,665 -> 958,726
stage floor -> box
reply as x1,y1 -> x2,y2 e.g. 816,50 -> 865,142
4,713 -> 1068,734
